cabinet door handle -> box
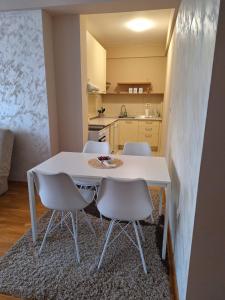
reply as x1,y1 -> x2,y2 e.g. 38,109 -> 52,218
145,134 -> 152,138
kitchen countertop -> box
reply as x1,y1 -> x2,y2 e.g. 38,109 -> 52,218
88,117 -> 118,127
89,116 -> 162,127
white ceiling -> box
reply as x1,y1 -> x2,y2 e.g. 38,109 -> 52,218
0,0 -> 180,14
86,9 -> 173,48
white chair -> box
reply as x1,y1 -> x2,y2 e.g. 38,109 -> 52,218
83,141 -> 110,155
122,142 -> 151,156
75,140 -> 110,189
77,140 -> 110,189
122,142 -> 163,215
96,177 -> 154,274
33,172 -> 96,263
75,141 -> 111,223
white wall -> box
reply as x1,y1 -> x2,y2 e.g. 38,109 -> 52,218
88,94 -> 102,118
52,14 -> 88,152
42,11 -> 59,156
187,2 -> 225,297
107,55 -> 166,94
0,10 -> 51,181
103,44 -> 165,119
164,0 -> 220,299
161,35 -> 175,154
107,43 -> 165,58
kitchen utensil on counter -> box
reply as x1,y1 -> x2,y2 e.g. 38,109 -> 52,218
145,108 -> 149,117
98,107 -> 106,117
106,82 -> 111,91
145,103 -> 150,117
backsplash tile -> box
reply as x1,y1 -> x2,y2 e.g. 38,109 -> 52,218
102,94 -> 163,117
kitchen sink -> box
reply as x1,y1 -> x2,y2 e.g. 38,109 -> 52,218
118,116 -> 135,119
135,115 -> 158,119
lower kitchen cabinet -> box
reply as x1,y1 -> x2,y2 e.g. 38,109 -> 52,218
138,121 -> 160,148
118,120 -> 139,145
117,119 -> 161,153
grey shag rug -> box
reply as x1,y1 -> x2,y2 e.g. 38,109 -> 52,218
0,191 -> 169,299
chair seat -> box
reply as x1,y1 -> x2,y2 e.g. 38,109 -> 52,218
97,203 -> 151,221
97,178 -> 153,221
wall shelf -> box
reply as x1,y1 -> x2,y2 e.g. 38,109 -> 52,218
105,82 -> 164,96
115,82 -> 152,94
105,92 -> 164,96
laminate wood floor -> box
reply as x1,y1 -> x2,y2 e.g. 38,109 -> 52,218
0,182 -> 46,300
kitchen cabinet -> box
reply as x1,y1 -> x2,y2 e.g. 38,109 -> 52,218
86,31 -> 106,94
117,119 -> 161,152
118,120 -> 139,145
138,120 -> 160,149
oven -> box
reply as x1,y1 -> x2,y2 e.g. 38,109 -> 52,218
88,125 -> 110,143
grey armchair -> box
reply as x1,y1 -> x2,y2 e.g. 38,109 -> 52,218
0,129 -> 14,195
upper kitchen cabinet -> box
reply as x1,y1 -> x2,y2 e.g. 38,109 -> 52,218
86,31 -> 106,94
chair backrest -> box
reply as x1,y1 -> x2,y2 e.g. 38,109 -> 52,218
33,172 -> 87,211
83,141 -> 110,154
97,177 -> 153,221
122,142 -> 151,156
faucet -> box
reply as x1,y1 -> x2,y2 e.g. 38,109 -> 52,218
120,105 -> 127,117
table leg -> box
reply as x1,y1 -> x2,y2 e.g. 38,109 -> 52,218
159,187 -> 163,216
162,183 -> 171,260
27,171 -> 37,243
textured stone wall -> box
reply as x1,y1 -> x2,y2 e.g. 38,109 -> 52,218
0,10 -> 51,180
165,0 -> 220,299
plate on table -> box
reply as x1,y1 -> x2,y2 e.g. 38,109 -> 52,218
88,156 -> 123,169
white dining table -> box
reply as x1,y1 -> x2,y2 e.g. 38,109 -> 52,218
27,151 -> 171,260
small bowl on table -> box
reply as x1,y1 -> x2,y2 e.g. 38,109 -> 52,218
97,156 -> 112,164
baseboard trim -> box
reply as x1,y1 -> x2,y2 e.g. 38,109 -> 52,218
167,226 -> 179,300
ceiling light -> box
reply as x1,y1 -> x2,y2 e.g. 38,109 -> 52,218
126,18 -> 155,32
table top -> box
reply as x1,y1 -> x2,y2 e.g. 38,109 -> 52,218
29,152 -> 171,186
